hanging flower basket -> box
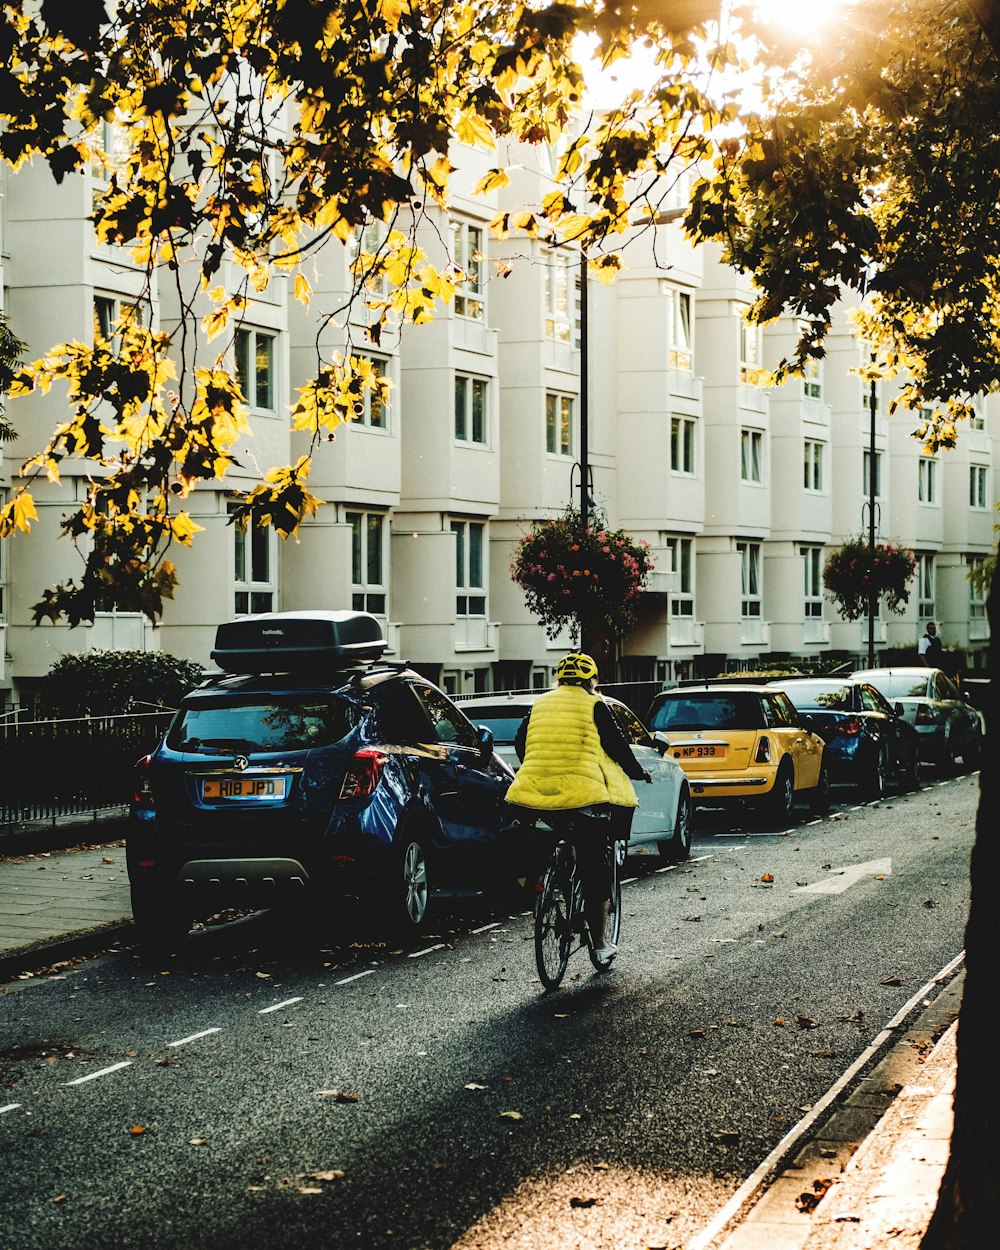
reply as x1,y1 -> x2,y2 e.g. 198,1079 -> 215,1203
823,537 -> 917,622
510,505 -> 654,642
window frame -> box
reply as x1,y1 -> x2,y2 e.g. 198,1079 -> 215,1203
918,457 -> 938,504
803,439 -> 825,492
739,310 -> 762,384
454,373 -> 489,445
969,464 -> 988,509
451,219 -> 485,321
801,544 -> 824,618
670,415 -> 696,475
740,428 -> 764,484
665,535 -> 694,617
228,501 -> 276,616
917,552 -> 936,618
346,509 -> 387,617
543,249 -> 573,345
545,391 -> 574,457
968,556 -> 988,619
669,287 -> 693,371
450,519 -> 486,618
234,326 -> 276,413
737,541 -> 762,618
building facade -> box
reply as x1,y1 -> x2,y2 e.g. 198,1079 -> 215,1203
0,143 -> 994,708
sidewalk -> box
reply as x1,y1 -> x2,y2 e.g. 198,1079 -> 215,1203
0,836 -> 961,1250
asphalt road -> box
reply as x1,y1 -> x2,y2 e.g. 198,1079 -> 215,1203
0,772 -> 977,1250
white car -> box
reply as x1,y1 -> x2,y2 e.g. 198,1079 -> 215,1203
458,691 -> 692,863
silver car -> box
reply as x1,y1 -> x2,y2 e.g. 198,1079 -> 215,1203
457,692 -> 692,863
848,666 -> 983,774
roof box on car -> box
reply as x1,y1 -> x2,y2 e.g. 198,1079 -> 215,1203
211,610 -> 387,673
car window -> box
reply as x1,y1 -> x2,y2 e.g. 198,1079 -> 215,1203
861,685 -> 890,714
607,700 -> 649,746
767,692 -> 798,726
650,693 -> 765,731
167,695 -> 357,753
935,673 -> 960,701
773,681 -> 852,711
458,707 -> 530,743
862,673 -> 930,699
411,685 -> 479,747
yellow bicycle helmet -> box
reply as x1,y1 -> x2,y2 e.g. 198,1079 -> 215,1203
554,652 -> 599,684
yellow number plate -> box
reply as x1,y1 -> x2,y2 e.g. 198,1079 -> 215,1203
673,744 -> 724,760
202,776 -> 288,800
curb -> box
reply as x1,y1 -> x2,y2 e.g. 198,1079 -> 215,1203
0,919 -> 134,983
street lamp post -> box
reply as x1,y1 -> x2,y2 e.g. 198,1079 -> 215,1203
866,372 -> 878,668
577,247 -> 591,655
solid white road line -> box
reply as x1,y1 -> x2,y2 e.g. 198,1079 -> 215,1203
258,997 -> 304,1014
0,1103 -> 22,1114
64,1061 -> 133,1086
167,1027 -> 222,1048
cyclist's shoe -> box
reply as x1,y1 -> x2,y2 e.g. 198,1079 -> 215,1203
593,943 -> 618,963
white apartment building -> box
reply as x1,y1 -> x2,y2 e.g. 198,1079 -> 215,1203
0,143 -> 994,709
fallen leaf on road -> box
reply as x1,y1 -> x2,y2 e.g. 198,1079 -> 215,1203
569,1196 -> 597,1208
464,1083 -> 488,1090
761,872 -> 774,882
303,1170 -> 344,1182
130,1125 -> 145,1135
688,1027 -> 706,1037
298,1187 -> 323,1195
773,1016 -> 786,1026
316,1090 -> 359,1102
797,1016 -> 819,1030
255,972 -> 271,979
101,856 -> 116,864
499,1111 -> 523,1121
53,1195 -> 68,1204
880,975 -> 903,985
189,1138 -> 209,1146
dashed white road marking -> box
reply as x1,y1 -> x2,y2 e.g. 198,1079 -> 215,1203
335,969 -> 377,985
1,1103 -> 22,1114
409,943 -> 446,958
472,922 -> 501,934
64,1061 -> 133,1086
167,1027 -> 221,1048
258,997 -> 304,1014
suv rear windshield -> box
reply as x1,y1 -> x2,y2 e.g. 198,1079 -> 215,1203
166,695 -> 359,754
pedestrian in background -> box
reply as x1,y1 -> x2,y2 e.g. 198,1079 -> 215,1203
919,621 -> 944,667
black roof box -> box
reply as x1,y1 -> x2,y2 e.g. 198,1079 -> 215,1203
211,610 -> 387,673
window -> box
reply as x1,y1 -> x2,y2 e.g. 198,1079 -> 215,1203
451,520 -> 486,617
670,416 -> 696,474
803,440 -> 824,491
546,392 -> 573,456
917,553 -> 935,618
918,457 -> 938,503
737,541 -> 761,617
802,545 -> 823,617
970,465 -> 988,508
346,510 -> 386,615
739,310 -> 762,384
90,118 -> 129,209
451,220 -> 484,320
346,219 -> 389,296
235,327 -> 275,411
411,685 -> 479,747
229,502 -> 275,615
804,355 -> 822,400
353,356 -> 390,429
969,404 -> 985,431
455,374 -> 488,444
968,557 -> 988,619
544,250 -> 573,344
740,429 -> 763,483
863,449 -> 883,498
669,288 -> 693,370
93,295 -> 141,346
665,536 -> 694,617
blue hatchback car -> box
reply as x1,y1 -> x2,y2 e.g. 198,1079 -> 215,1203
127,611 -> 515,944
765,676 -> 922,797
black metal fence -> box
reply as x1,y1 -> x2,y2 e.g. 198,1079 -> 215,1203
0,710 -> 174,828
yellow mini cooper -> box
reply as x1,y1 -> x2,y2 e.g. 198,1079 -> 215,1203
646,683 -> 830,822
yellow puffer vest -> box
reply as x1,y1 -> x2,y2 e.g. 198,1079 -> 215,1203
505,684 -> 639,811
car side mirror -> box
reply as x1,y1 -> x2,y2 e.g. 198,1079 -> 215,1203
894,702 -> 905,718
799,713 -> 814,730
475,724 -> 495,760
651,731 -> 671,755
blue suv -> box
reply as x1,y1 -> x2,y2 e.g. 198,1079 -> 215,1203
127,611 -> 515,944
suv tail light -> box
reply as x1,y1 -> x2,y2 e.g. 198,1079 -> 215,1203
754,736 -> 772,763
340,749 -> 389,799
836,718 -> 863,736
133,754 -> 153,805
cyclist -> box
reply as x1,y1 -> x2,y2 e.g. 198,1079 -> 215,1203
505,651 -> 651,963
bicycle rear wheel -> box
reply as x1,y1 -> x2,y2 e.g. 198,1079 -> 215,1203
589,840 -> 623,972
534,856 -> 573,990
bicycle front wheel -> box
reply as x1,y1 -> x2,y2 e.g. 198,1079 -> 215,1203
534,861 -> 573,990
589,841 -> 623,972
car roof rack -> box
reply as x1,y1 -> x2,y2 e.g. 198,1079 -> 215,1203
211,610 -> 388,674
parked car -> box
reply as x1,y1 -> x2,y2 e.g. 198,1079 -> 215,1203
848,667 -> 983,773
764,676 -> 921,797
127,611 -> 517,944
456,691 -> 693,863
646,683 -> 830,822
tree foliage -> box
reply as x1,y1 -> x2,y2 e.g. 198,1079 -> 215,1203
0,0 -> 726,624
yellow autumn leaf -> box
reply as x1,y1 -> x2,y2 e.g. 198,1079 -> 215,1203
294,273 -> 311,305
455,110 -> 495,150
473,167 -> 511,196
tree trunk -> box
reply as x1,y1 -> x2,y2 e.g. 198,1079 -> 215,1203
920,550 -> 999,1247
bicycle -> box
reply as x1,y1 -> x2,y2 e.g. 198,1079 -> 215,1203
530,807 -> 624,991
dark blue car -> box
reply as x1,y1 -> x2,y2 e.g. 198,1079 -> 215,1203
765,676 -> 921,798
127,611 -> 515,944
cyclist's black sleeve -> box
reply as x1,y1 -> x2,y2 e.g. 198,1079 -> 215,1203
593,699 -> 646,781
514,711 -> 530,763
